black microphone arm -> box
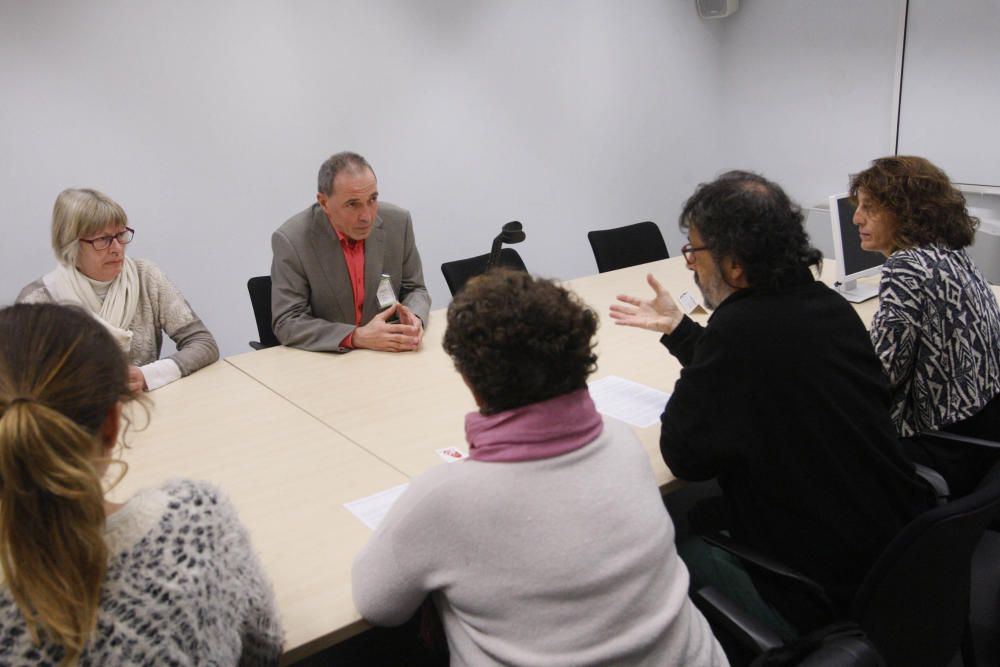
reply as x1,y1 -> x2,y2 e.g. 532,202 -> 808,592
487,221 -> 525,269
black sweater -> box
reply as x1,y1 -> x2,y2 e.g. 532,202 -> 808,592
660,275 -> 932,610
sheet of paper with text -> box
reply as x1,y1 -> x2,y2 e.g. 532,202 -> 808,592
588,375 -> 670,428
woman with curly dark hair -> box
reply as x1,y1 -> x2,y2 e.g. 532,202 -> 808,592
851,155 -> 1000,494
352,270 -> 727,667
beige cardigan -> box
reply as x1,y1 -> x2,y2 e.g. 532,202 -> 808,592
18,258 -> 218,378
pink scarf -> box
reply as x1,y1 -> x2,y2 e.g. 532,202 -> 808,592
465,388 -> 604,462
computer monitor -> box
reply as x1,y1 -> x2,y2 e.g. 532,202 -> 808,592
829,193 -> 884,302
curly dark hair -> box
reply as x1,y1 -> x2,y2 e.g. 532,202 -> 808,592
680,171 -> 822,289
849,155 -> 977,250
443,269 -> 598,415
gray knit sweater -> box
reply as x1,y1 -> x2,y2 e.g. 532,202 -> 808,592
352,419 -> 728,667
0,480 -> 283,665
17,258 -> 219,375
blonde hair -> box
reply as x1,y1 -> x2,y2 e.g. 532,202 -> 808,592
50,189 -> 129,268
0,303 -> 132,665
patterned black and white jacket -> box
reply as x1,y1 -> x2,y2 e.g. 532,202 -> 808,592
871,244 -> 1000,437
0,480 -> 283,665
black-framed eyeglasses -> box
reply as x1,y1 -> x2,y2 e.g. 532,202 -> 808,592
681,242 -> 710,263
79,227 -> 135,251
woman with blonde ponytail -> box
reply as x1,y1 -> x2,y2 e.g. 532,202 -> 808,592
0,303 -> 282,666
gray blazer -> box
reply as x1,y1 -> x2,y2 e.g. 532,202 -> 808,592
270,202 -> 431,352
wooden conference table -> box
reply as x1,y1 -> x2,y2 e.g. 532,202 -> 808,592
109,361 -> 409,662
110,256 -> 915,663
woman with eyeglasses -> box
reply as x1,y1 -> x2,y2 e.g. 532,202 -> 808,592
18,188 -> 218,392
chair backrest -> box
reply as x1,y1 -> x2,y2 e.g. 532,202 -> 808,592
850,462 -> 1000,667
587,221 -> 669,273
440,248 -> 527,296
247,276 -> 280,349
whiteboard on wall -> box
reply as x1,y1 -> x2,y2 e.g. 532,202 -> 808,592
896,0 -> 1000,186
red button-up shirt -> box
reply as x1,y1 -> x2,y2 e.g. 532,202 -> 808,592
335,228 -> 365,348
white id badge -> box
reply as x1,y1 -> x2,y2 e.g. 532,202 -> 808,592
376,273 -> 397,309
677,291 -> 705,315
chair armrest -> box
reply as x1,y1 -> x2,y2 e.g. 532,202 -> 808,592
917,430 -> 1000,451
797,636 -> 886,667
693,581 -> 887,666
912,463 -> 950,505
701,533 -> 837,618
691,586 -> 784,654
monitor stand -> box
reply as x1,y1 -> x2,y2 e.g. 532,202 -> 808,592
836,279 -> 879,303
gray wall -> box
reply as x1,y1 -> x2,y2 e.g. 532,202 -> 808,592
897,0 -> 1000,186
713,0 -> 902,253
0,0 -> 909,356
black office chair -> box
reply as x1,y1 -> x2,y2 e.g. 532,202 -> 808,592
692,462 -> 1000,667
587,221 -> 669,273
441,248 -> 527,297
441,221 -> 528,296
690,595 -> 884,667
247,276 -> 280,350
914,430 -> 1000,503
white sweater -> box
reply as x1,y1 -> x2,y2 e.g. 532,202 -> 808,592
0,480 -> 283,665
352,419 -> 728,667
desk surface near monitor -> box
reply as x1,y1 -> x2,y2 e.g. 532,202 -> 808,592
110,360 -> 408,664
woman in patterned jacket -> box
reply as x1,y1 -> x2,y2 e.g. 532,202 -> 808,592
18,188 -> 218,393
0,303 -> 282,665
851,155 -> 1000,495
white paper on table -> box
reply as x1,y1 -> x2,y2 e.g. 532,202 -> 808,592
588,375 -> 670,428
344,483 -> 409,530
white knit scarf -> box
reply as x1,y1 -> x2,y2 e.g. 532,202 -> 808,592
42,258 -> 140,353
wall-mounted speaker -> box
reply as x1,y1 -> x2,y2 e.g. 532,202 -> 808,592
696,0 -> 739,19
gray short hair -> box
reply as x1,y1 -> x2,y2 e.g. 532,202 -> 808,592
51,189 -> 129,267
317,152 -> 375,196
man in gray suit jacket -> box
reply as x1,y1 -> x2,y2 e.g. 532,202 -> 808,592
271,152 -> 431,352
